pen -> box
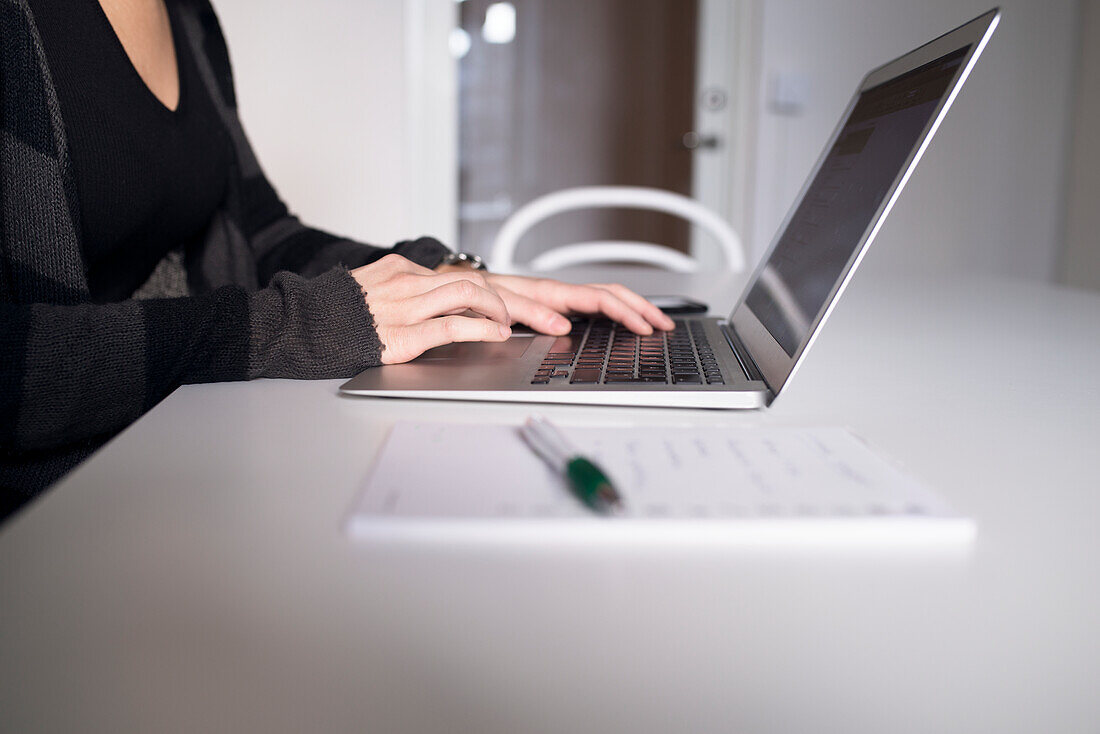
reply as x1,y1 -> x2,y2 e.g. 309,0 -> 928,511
519,416 -> 624,515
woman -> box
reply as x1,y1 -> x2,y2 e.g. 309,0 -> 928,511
0,0 -> 673,518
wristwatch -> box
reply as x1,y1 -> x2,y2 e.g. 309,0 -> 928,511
439,251 -> 488,271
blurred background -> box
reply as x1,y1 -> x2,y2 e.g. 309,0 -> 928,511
217,0 -> 1099,290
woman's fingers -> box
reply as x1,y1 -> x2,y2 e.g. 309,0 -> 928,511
494,287 -> 572,334
590,282 -> 676,330
581,287 -> 655,334
406,279 -> 510,325
485,274 -> 673,335
367,267 -> 493,302
381,316 -> 511,364
534,280 -> 655,334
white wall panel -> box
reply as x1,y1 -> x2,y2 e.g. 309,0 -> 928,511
214,1 -> 441,248
749,1 -> 1078,280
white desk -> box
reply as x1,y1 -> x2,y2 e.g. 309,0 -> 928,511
2,270 -> 1099,733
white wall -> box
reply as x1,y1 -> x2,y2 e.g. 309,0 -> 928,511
213,0 -> 456,248
748,1 -> 1079,280
1060,0 -> 1100,291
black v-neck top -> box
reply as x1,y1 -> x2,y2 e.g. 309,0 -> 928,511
28,0 -> 232,302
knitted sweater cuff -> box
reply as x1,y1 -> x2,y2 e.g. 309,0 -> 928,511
391,236 -> 452,270
246,267 -> 381,379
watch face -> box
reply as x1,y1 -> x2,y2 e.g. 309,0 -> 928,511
446,252 -> 486,270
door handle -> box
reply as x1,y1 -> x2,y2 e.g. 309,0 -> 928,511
680,132 -> 722,150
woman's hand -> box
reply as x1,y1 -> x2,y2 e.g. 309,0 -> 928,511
351,254 -> 512,364
483,273 -> 676,335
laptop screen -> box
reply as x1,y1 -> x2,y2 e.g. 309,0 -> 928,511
742,47 -> 970,357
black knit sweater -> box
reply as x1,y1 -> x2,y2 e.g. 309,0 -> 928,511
0,0 -> 449,517
29,0 -> 235,303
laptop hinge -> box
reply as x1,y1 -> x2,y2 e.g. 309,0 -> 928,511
720,323 -> 770,391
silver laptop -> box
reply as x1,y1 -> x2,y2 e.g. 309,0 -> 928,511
341,9 -> 999,410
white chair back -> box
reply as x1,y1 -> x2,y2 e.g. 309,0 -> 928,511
489,186 -> 745,274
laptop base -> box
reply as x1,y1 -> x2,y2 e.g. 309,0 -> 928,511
339,317 -> 771,410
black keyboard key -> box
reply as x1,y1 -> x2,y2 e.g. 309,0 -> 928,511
570,369 -> 602,383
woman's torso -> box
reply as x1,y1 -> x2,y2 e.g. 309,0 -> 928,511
27,0 -> 232,302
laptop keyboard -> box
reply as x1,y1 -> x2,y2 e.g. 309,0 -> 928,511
530,318 -> 724,386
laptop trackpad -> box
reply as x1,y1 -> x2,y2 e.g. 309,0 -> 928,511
417,335 -> 534,361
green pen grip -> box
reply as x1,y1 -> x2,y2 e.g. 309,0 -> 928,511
565,457 -> 614,510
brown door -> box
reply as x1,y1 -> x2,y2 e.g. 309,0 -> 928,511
457,0 -> 698,261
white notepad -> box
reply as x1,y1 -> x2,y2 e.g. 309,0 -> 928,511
346,422 -> 974,545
